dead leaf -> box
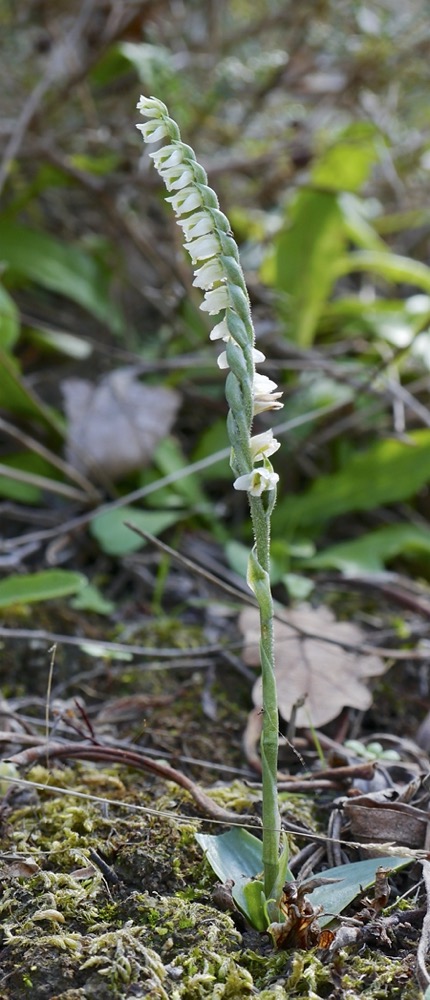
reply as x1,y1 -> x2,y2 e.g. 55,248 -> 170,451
62,368 -> 180,480
240,603 -> 386,728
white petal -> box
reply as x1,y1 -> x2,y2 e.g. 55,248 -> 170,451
200,286 -> 230,314
250,430 -> 281,461
253,348 -> 266,364
253,373 -> 279,395
136,121 -> 169,143
137,96 -> 167,118
193,259 -> 225,289
160,165 -> 195,191
184,234 -> 220,263
253,396 -> 284,415
209,319 -> 230,342
150,145 -> 184,170
178,212 -> 214,240
166,187 -> 203,215
216,351 -> 229,369
234,468 -> 279,496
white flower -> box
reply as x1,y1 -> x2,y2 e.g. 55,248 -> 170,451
159,165 -> 195,191
193,259 -> 225,289
253,372 -> 283,414
165,187 -> 203,215
217,346 -> 266,370
209,318 -> 230,341
136,121 -> 170,143
233,468 -> 279,496
200,286 -> 231,314
177,211 -> 214,241
250,430 -> 281,461
137,96 -> 167,118
149,144 -> 184,170
184,234 -> 220,263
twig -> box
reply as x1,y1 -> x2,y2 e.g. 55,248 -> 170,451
7,739 -> 259,827
417,860 -> 430,991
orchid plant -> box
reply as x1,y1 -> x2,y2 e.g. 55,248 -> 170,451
136,95 -> 287,927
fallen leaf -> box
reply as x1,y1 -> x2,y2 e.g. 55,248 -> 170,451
240,603 -> 386,727
62,368 -> 180,480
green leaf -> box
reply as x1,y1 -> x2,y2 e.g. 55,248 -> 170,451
273,429 -> 430,534
0,284 -> 19,349
270,190 -> 346,347
196,828 -> 265,922
196,829 -> 411,931
0,222 -> 125,335
311,123 -> 380,193
0,452 -> 61,504
305,523 -> 430,575
0,570 -> 87,608
70,583 -> 115,616
0,349 -> 64,433
308,856 -> 412,928
90,505 -> 181,556
26,326 -> 93,360
337,249 -> 430,293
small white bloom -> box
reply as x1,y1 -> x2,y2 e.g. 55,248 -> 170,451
233,468 -> 279,496
253,348 -> 266,364
200,286 -> 231,314
184,234 -> 220,263
177,211 -> 214,241
250,430 -> 281,461
149,144 -> 184,170
253,372 -> 283,414
137,96 -> 167,118
136,121 -> 170,143
209,318 -> 230,342
193,259 -> 225,289
254,373 -> 278,395
216,346 -> 266,370
166,187 -> 203,215
159,165 -> 195,191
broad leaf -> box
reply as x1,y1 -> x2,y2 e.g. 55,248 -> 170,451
308,857 -> 412,928
0,349 -> 64,433
0,570 -> 87,608
0,284 -> 19,349
269,190 -> 345,347
273,429 -> 430,534
197,828 -> 411,930
337,249 -> 430,293
0,222 -> 125,334
90,505 -> 181,556
305,523 -> 430,575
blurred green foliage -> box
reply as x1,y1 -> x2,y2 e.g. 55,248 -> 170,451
1,0 -> 430,592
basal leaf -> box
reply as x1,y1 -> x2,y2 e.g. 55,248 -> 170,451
196,829 -> 411,930
308,856 -> 412,928
0,570 -> 87,608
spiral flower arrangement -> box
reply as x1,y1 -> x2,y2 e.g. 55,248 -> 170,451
137,96 -> 283,903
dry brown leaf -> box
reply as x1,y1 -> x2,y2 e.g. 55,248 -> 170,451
62,368 -> 180,480
240,603 -> 387,727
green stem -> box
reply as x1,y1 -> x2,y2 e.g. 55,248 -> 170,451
249,493 -> 281,901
